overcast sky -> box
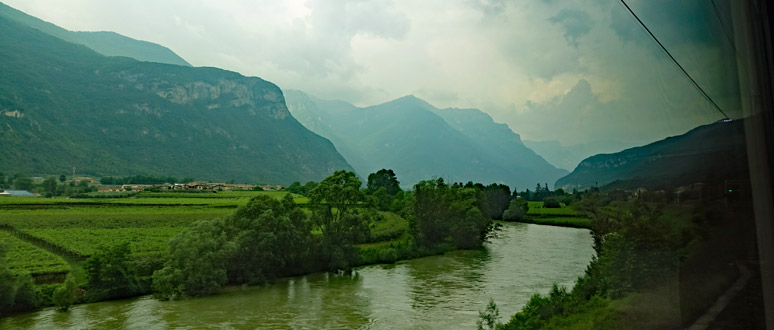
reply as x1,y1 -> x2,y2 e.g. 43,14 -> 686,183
4,0 -> 741,147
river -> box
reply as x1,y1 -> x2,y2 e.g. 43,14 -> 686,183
1,222 -> 594,329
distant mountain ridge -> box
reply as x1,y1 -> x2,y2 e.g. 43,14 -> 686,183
0,1 -> 191,67
522,139 -> 634,171
0,14 -> 353,183
284,90 -> 568,188
555,119 -> 748,190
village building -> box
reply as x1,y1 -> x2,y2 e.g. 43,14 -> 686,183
0,190 -> 36,197
73,177 -> 96,183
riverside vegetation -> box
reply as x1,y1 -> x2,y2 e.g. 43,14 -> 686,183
0,169 -> 523,315
480,187 -> 758,329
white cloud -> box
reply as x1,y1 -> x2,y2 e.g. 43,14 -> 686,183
3,0 -> 739,146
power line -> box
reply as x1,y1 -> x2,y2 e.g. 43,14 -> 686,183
619,0 -> 731,120
710,0 -> 737,53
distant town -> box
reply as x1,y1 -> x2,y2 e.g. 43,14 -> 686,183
0,175 -> 285,197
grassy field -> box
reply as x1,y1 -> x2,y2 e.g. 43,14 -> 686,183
0,191 -> 299,277
511,201 -> 591,228
0,231 -> 69,277
0,190 -> 404,283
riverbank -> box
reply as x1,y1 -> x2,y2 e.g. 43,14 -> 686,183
497,200 -> 763,329
504,217 -> 591,229
0,222 -> 595,329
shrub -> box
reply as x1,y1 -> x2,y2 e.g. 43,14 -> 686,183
543,197 -> 561,208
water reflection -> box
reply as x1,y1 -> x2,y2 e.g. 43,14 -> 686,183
0,223 -> 594,330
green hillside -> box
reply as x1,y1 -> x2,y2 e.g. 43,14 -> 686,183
0,1 -> 190,66
0,16 -> 353,184
555,119 -> 748,190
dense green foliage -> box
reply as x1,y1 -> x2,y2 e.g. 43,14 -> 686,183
308,170 -> 372,271
0,243 -> 39,315
366,169 -> 402,211
0,15 -> 352,184
498,197 -> 686,329
482,183 -> 511,219
52,274 -> 78,311
84,242 -> 142,301
502,199 -> 528,221
153,194 -> 314,298
410,178 -> 494,249
367,169 -> 402,195
542,197 -> 561,208
286,181 -> 319,196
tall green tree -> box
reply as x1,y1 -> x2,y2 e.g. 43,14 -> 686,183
41,177 -> 58,197
483,183 -> 511,219
224,194 -> 311,283
367,169 -> 401,196
308,170 -> 371,271
367,169 -> 402,211
153,220 -> 235,299
84,242 -> 140,300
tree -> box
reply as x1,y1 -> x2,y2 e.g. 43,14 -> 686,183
411,178 -> 493,249
153,220 -> 235,299
308,170 -> 371,271
59,175 -> 67,183
303,181 -> 318,195
225,194 -> 311,283
287,181 -> 303,194
543,197 -> 561,208
41,177 -> 58,197
153,194 -> 312,299
13,176 -> 33,191
52,274 -> 78,311
483,183 -> 511,219
367,169 -> 401,196
502,199 -> 529,221
84,242 -> 140,300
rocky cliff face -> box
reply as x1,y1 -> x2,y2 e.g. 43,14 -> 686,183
0,16 -> 352,183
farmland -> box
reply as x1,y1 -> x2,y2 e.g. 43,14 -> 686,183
0,191 -> 305,281
505,201 -> 592,229
0,231 -> 69,277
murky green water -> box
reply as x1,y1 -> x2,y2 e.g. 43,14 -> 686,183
2,222 -> 594,329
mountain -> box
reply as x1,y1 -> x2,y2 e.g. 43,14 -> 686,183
284,90 -> 568,188
554,119 -> 747,190
0,15 -> 353,184
522,139 -> 634,171
0,2 -> 190,67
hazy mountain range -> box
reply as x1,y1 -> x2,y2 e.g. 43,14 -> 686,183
3,1 -> 721,190
0,9 -> 352,184
0,2 -> 190,67
555,119 -> 747,190
284,90 -> 568,188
